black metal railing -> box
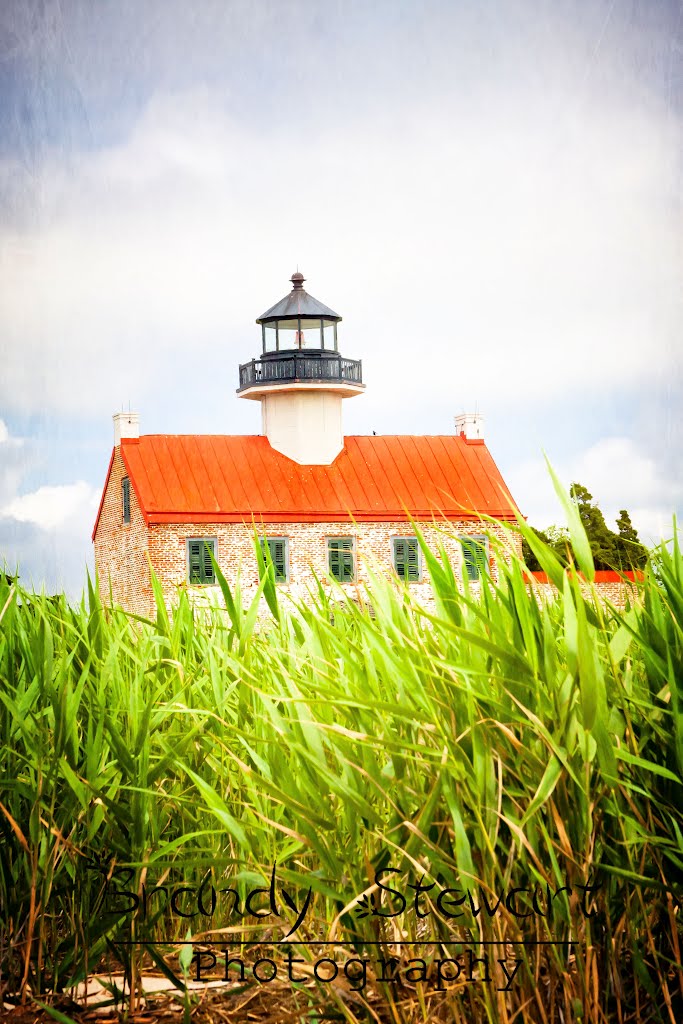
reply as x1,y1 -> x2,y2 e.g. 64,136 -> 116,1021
238,352 -> 363,390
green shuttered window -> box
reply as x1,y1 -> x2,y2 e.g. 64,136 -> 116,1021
460,536 -> 488,581
328,537 -> 355,583
187,538 -> 216,584
260,537 -> 289,583
392,537 -> 421,582
122,477 -> 131,524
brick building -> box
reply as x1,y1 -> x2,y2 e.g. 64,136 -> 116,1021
93,272 -> 522,617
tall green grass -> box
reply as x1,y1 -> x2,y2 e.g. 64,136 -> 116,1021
0,517 -> 681,1022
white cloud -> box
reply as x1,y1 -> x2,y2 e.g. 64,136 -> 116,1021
571,438 -> 676,510
0,480 -> 100,531
0,424 -> 100,593
0,419 -> 29,506
0,73 -> 680,421
507,436 -> 682,546
0,517 -> 96,597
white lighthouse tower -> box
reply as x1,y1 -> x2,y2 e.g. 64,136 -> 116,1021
237,272 -> 365,464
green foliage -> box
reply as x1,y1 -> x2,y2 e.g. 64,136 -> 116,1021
522,484 -> 649,572
569,482 -> 615,568
614,508 -> 649,570
521,526 -> 554,571
0,517 -> 680,1023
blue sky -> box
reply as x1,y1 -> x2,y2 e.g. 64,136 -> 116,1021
0,0 -> 681,594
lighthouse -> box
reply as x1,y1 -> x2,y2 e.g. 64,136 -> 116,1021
237,272 -> 365,464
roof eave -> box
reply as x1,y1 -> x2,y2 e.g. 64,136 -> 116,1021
91,448 -> 116,542
143,509 -> 519,525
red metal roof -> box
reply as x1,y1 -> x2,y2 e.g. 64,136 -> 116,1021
93,435 -> 520,537
529,570 -> 644,583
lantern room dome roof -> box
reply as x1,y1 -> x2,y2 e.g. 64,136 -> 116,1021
256,272 -> 342,325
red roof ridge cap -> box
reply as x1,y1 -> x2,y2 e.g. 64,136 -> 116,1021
128,433 -> 487,443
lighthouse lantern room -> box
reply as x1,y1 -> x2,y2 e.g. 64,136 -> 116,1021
237,272 -> 364,465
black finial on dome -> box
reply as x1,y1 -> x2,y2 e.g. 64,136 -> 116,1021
290,271 -> 305,290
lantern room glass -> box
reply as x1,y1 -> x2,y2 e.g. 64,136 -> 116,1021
262,318 -> 339,354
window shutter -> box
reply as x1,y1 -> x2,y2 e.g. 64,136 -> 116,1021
272,539 -> 286,580
394,538 -> 419,581
188,538 -> 215,583
406,539 -> 419,581
122,478 -> 131,523
189,541 -> 202,583
262,538 -> 288,582
202,540 -> 215,583
462,537 -> 487,581
476,539 -> 488,577
328,538 -> 354,582
394,539 -> 407,579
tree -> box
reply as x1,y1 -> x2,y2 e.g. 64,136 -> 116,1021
521,525 -> 570,571
522,484 -> 648,573
521,527 -> 552,571
545,525 -> 571,561
569,483 -> 617,569
613,509 -> 648,570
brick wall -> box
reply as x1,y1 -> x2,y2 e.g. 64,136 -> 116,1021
528,571 -> 641,610
94,485 -> 640,617
148,519 -> 521,615
93,448 -> 153,616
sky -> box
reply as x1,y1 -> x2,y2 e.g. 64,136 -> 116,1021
0,0 -> 681,595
